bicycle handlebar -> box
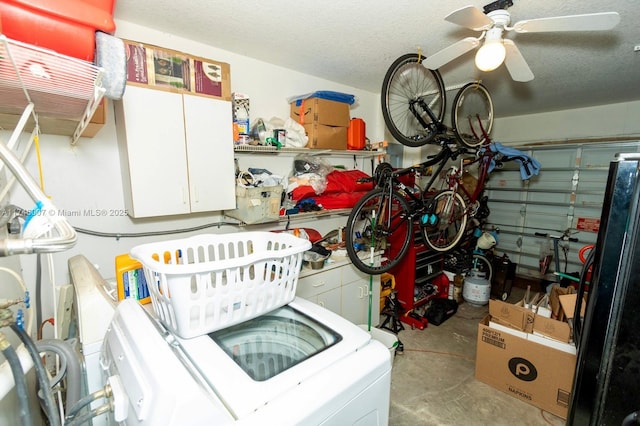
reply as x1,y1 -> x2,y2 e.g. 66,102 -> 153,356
498,154 -> 532,176
534,232 -> 579,242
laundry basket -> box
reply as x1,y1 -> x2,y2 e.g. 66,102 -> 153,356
130,232 -> 311,338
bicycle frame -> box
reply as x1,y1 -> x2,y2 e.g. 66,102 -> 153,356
372,140 -> 469,240
451,149 -> 493,205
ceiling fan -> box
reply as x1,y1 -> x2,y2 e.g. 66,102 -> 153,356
423,0 -> 621,82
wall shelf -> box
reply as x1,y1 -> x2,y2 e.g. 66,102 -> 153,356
0,35 -> 105,144
234,144 -> 384,157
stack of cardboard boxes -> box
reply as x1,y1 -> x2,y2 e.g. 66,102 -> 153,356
290,97 -> 350,150
475,286 -> 582,419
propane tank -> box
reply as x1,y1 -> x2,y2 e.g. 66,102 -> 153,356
463,269 -> 491,306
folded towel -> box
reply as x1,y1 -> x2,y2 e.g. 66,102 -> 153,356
489,142 -> 541,180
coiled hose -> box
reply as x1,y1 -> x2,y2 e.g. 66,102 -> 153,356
0,333 -> 33,426
10,324 -> 61,426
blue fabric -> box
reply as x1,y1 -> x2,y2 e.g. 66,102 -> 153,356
291,91 -> 355,105
489,142 -> 541,180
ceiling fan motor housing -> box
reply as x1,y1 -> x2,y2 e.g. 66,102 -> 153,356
483,0 -> 513,14
487,10 -> 511,28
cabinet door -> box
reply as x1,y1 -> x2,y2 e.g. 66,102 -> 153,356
316,287 -> 342,315
182,95 -> 235,212
341,266 -> 381,325
116,86 -> 190,217
341,280 -> 370,325
296,267 -> 341,299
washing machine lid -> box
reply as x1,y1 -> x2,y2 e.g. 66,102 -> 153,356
177,297 -> 374,419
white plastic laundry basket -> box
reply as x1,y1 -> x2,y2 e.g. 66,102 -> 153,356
130,232 -> 311,338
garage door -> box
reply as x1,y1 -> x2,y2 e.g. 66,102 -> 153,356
484,141 -> 640,281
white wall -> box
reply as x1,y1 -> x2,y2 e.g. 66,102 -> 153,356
492,100 -> 640,145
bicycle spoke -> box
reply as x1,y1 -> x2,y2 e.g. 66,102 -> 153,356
382,54 -> 445,147
452,82 -> 494,148
346,189 -> 412,274
422,190 -> 468,252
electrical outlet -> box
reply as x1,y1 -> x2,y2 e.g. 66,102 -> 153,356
635,45 -> 640,52
56,284 -> 75,340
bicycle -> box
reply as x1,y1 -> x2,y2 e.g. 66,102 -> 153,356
345,137 -> 468,275
345,137 -> 531,275
381,52 -> 494,148
535,229 -> 580,288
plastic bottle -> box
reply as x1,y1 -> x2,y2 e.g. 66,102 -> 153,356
453,273 -> 464,304
115,254 -> 151,304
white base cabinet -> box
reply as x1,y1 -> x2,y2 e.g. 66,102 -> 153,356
115,85 -> 236,218
297,257 -> 380,326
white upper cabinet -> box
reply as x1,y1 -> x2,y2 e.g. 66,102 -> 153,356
115,85 -> 235,218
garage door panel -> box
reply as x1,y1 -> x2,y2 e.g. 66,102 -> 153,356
483,142 -> 637,280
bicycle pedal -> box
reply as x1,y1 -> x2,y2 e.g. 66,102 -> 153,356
420,213 -> 438,226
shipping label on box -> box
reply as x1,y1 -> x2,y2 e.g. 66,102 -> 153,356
476,316 -> 576,419
123,40 -> 231,101
290,97 -> 350,127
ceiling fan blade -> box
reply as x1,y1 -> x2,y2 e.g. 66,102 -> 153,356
512,12 -> 620,33
445,5 -> 494,31
424,37 -> 480,70
503,39 -> 534,82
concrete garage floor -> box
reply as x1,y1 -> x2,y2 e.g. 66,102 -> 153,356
386,286 -> 566,426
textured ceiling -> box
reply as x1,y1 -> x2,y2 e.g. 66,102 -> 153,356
114,0 -> 640,118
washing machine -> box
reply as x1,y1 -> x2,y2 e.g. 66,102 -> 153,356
100,295 -> 392,425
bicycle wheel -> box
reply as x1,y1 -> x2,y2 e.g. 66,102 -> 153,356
421,190 -> 467,252
345,188 -> 412,275
451,82 -> 493,148
471,253 -> 494,284
381,53 -> 446,148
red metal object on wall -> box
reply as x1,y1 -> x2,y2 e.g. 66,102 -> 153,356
0,0 -> 117,61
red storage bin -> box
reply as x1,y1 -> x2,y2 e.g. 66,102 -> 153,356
0,0 -> 116,61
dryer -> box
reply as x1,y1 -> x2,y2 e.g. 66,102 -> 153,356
100,297 -> 392,425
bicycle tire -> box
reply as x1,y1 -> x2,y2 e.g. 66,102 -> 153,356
421,190 -> 467,252
451,82 -> 494,148
471,253 -> 494,285
345,188 -> 412,275
381,53 -> 446,147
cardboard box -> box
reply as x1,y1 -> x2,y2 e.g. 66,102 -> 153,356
489,299 -> 571,343
533,314 -> 571,343
81,98 -> 107,137
225,185 -> 283,224
123,40 -> 231,101
549,285 -> 576,322
488,299 -> 534,333
290,97 -> 350,127
303,123 -> 348,150
476,315 -> 576,419
0,98 -> 108,138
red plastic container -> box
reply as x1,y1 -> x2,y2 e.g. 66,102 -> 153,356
347,118 -> 366,150
0,0 -> 116,61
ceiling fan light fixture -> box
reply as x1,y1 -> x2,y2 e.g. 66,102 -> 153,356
475,38 -> 506,71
